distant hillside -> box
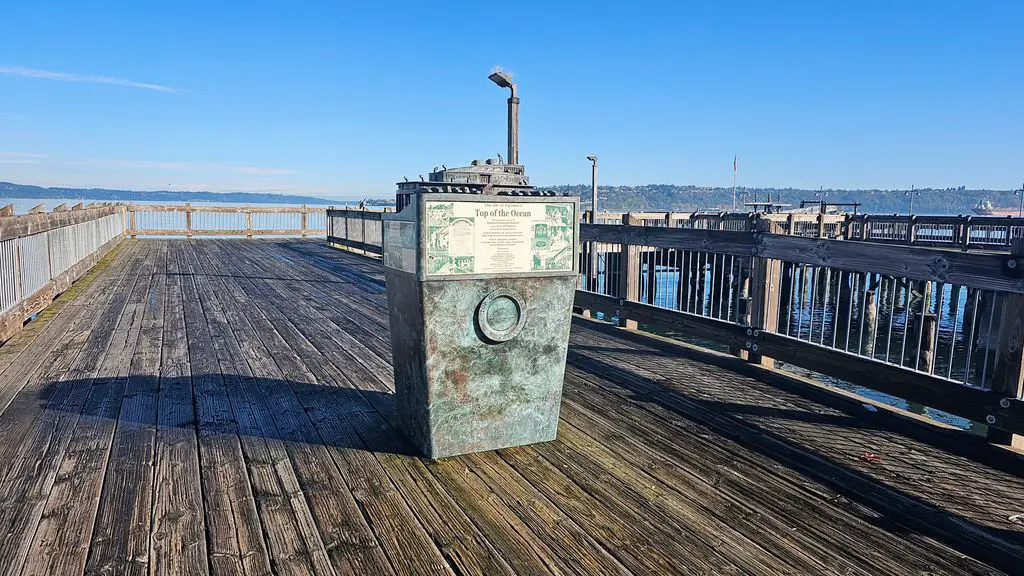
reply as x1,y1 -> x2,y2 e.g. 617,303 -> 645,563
0,181 -> 334,205
547,184 -> 1019,215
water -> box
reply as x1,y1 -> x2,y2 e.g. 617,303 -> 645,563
1,197 -> 391,215
588,260 -> 991,431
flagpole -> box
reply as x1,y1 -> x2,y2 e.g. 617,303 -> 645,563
1018,181 -> 1023,218
732,155 -> 737,211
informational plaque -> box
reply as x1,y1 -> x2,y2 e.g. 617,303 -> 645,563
383,220 -> 417,273
424,200 -> 575,276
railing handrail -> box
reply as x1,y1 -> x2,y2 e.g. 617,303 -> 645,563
0,203 -> 127,344
577,219 -> 1024,443
591,210 -> 1024,251
128,203 -> 326,213
127,203 -> 326,238
325,207 -> 385,219
0,204 -> 124,242
582,223 -> 1023,295
324,208 -> 385,255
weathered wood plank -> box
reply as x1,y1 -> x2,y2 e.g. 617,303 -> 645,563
219,242 -> 555,575
586,319 -> 1024,516
567,324 -> 1023,574
195,240 -> 447,575
0,233 -> 125,344
755,331 -> 1013,428
85,242 -> 167,576
217,241 -> 587,575
188,241 -> 368,576
583,222 -> 1024,293
758,234 -> 1024,294
574,290 -> 748,349
237,242 -> 863,575
989,239 -> 1024,447
178,243 -> 273,576
23,241 -> 155,575
0,239 -> 1019,576
148,243 -> 209,576
559,359 -> 968,575
212,285 -> 454,576
0,241 -> 133,425
0,242 -> 147,575
582,223 -> 758,254
326,237 -> 384,255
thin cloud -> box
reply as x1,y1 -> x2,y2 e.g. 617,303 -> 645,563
106,159 -> 293,176
0,150 -> 45,164
2,153 -> 304,191
22,154 -> 292,176
0,65 -> 182,94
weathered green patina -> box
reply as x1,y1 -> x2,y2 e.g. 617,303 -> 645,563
383,188 -> 579,459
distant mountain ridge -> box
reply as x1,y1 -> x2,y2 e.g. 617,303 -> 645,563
546,184 -> 1019,215
0,181 -> 334,205
3,180 -> 1016,214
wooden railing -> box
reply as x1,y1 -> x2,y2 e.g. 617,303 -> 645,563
0,203 -> 127,343
127,204 -> 326,237
325,208 -> 1024,446
326,208 -> 385,255
577,216 -> 1024,447
595,211 -> 1024,251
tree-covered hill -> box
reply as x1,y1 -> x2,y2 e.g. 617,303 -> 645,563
0,181 -> 334,205
546,184 -> 1019,215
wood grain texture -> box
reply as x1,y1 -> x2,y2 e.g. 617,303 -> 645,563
0,239 -> 1018,575
989,239 -> 1024,448
581,223 -> 759,254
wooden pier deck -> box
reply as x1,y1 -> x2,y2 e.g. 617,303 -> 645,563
0,238 -> 1021,575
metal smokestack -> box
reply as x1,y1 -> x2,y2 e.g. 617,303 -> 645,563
488,69 -> 518,165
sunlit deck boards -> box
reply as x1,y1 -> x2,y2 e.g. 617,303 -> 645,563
0,238 -> 1020,575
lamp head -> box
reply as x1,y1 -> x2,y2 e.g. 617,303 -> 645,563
488,70 -> 514,89
586,155 -> 597,162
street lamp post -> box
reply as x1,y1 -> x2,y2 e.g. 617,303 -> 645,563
585,155 -> 598,291
1016,182 -> 1024,218
587,155 -> 598,218
488,69 -> 518,165
906,185 -> 918,216
815,186 -> 828,214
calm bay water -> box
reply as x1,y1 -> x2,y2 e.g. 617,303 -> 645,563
1,197 -> 391,215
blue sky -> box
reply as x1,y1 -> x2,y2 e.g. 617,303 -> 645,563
0,1 -> 1020,199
